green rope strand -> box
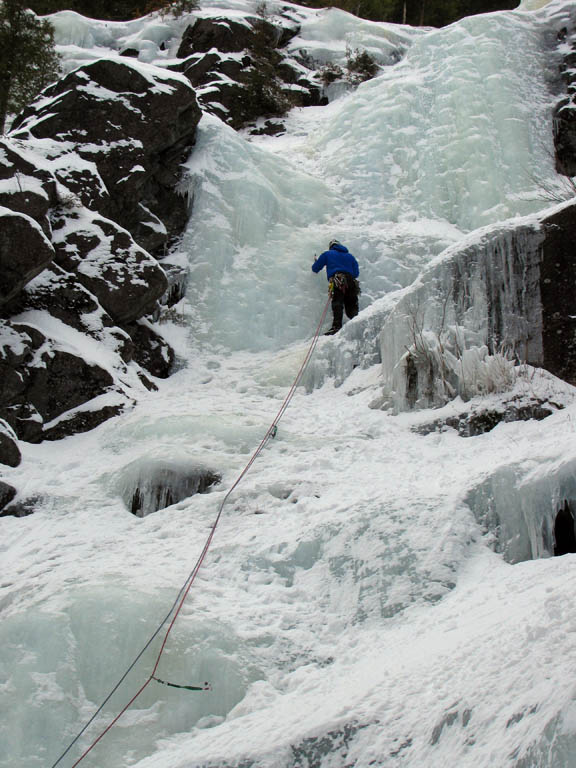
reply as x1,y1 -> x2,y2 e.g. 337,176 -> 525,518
152,676 -> 211,692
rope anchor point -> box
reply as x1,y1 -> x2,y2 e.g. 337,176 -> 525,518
152,676 -> 212,692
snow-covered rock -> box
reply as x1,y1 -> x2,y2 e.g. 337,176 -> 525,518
174,12 -> 325,130
0,316 -> 119,443
0,140 -> 57,236
122,318 -> 175,378
51,209 -> 168,324
0,419 -> 20,468
0,207 -> 55,305
0,55 -> 204,453
0,479 -> 16,514
11,58 -> 201,255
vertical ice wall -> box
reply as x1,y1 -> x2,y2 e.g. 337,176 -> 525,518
177,116 -> 343,352
310,8 -> 559,232
376,216 -> 547,411
466,452 -> 576,562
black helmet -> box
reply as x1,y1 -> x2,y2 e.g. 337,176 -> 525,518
329,239 -> 341,249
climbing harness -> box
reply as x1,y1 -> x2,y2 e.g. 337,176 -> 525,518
328,272 -> 348,296
328,272 -> 361,297
50,294 -> 332,768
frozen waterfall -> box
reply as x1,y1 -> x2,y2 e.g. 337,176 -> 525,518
3,2 -> 576,768
170,1 -> 562,355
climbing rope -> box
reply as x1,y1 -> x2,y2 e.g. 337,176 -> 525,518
50,295 -> 332,768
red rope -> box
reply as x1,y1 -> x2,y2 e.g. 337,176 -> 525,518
61,295 -> 332,768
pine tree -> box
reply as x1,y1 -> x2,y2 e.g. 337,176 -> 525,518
0,0 -> 61,133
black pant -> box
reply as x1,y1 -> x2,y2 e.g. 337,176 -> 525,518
330,272 -> 359,329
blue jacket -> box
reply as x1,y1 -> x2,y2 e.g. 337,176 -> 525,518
312,243 -> 359,280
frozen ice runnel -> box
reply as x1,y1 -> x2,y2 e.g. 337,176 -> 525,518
102,407 -> 270,457
242,503 -> 465,625
176,115 -> 455,356
315,10 -> 559,232
177,114 -> 344,352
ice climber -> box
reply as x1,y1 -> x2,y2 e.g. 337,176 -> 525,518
312,239 -> 360,335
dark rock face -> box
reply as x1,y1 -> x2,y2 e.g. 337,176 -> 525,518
553,29 -> 576,176
0,322 -> 46,423
42,401 -> 128,442
249,119 -> 287,137
0,497 -> 37,517
554,97 -> 576,176
2,265 -> 133,361
11,59 -> 201,256
0,484 -> 38,517
0,209 -> 55,305
0,480 -> 17,513
122,320 -> 175,379
178,16 -> 261,56
553,501 -> 576,556
25,350 -> 114,426
0,420 -> 21,467
177,15 -> 299,60
539,204 -> 576,384
181,51 -> 246,87
0,319 -> 118,442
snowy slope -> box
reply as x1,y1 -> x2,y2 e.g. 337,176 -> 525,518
3,1 -> 576,767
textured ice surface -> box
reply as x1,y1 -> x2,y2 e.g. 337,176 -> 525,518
4,2 -> 576,768
175,1 -> 564,355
